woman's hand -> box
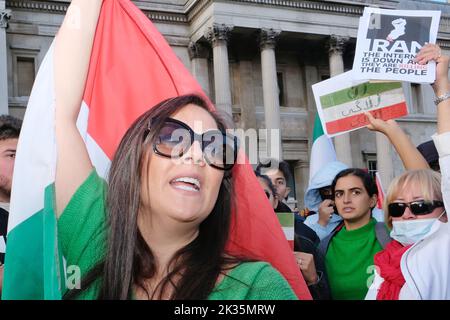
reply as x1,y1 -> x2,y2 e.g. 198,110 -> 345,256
365,112 -> 400,136
365,113 -> 429,170
415,43 -> 450,96
294,252 -> 318,286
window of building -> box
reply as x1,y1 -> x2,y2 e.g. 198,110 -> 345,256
17,57 -> 35,97
363,152 -> 378,179
367,158 -> 378,179
277,72 -> 285,107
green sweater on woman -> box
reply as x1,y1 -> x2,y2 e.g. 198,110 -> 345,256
325,218 -> 383,300
52,169 -> 297,300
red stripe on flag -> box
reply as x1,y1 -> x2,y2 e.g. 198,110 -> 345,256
84,0 -> 206,159
81,0 -> 311,299
325,102 -> 408,135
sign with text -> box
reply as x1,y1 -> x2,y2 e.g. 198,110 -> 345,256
312,71 -> 408,137
353,8 -> 441,83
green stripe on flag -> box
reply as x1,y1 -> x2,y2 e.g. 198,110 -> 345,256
276,212 -> 294,227
313,113 -> 325,140
2,183 -> 64,300
309,113 -> 336,184
320,81 -> 402,109
2,210 -> 45,299
43,183 -> 65,299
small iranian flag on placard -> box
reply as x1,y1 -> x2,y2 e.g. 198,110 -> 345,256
276,212 -> 294,250
313,71 -> 408,137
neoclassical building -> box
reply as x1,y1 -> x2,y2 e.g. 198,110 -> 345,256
1,0 -> 450,208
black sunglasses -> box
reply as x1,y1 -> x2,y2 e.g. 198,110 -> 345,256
388,200 -> 444,218
151,118 -> 238,171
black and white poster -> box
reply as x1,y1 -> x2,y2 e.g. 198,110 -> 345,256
353,8 -> 441,83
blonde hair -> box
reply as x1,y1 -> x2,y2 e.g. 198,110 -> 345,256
384,169 -> 442,229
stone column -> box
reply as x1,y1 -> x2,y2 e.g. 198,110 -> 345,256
188,42 -> 211,98
0,1 -> 11,115
329,35 -> 352,167
238,60 -> 257,130
376,132 -> 394,192
259,28 -> 282,161
294,160 -> 309,209
205,24 -> 233,116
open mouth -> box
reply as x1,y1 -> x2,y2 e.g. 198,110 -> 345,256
170,177 -> 201,192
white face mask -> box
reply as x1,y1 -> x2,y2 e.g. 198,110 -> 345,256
390,210 -> 446,246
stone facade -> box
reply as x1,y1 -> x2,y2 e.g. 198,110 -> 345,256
2,0 -> 450,208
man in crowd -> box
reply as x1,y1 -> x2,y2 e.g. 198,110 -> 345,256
257,159 -> 320,247
0,115 -> 22,291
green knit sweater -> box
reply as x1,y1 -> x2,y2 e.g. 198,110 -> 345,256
325,218 -> 383,300
54,169 -> 297,300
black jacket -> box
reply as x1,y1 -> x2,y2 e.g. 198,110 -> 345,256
0,207 -> 8,265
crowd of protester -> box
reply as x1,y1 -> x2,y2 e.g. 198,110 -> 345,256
1,0 -> 450,300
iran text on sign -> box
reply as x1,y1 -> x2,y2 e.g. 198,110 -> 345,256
353,7 -> 441,83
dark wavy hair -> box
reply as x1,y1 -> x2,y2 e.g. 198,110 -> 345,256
255,171 -> 277,198
66,94 -> 243,300
256,159 -> 292,184
0,115 -> 22,140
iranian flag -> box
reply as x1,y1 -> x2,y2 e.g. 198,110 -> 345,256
309,114 -> 337,183
320,81 -> 408,136
276,212 -> 294,250
2,0 -> 311,300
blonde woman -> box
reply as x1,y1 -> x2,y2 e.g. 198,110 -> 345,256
366,43 -> 450,300
366,170 -> 447,299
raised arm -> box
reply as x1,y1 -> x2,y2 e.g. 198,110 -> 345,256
365,113 -> 429,170
415,44 -> 450,134
54,0 -> 103,217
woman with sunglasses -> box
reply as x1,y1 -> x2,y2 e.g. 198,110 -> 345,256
365,44 -> 450,300
365,170 -> 447,299
53,0 -> 297,300
366,44 -> 450,300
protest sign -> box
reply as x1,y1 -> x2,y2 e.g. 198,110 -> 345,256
353,7 -> 441,83
312,71 -> 408,137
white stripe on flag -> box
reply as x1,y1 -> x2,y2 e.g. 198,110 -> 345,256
309,134 -> 336,184
322,88 -> 405,122
77,102 -> 111,179
8,43 -> 57,233
283,227 -> 295,241
0,236 -> 6,253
